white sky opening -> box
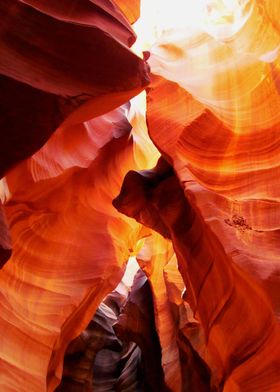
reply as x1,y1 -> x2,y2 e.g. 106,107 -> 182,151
115,256 -> 140,296
132,0 -> 253,55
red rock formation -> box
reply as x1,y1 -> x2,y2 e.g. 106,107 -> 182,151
56,299 -> 123,392
146,74 -> 280,320
0,201 -> 12,268
0,1 -> 144,94
1,1 -> 280,391
114,160 -> 280,391
137,233 -> 211,392
0,101 -> 156,391
0,0 -> 148,176
114,269 -> 169,392
92,293 -> 142,392
136,234 -> 183,392
145,1 -> 280,332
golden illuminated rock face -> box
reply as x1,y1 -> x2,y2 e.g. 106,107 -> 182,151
0,1 -> 280,391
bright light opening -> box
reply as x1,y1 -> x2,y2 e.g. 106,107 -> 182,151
132,0 -> 253,54
115,256 -> 140,296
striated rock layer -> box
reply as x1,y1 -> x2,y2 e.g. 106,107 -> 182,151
0,99 -> 158,391
1,0 -> 280,391
114,269 -> 168,392
0,2 -> 151,388
146,74 -> 280,319
0,0 -> 148,177
115,160 -> 280,391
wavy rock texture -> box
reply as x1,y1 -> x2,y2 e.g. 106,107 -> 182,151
0,0 -> 148,176
56,268 -> 146,392
92,292 -> 142,392
1,0 -> 280,391
149,1 -> 280,136
162,252 -> 211,392
146,0 -> 280,353
56,300 -> 123,392
146,73 -> 280,200
123,2 -> 280,388
136,234 -> 183,392
0,4 -> 151,387
19,0 -> 137,43
0,98 -> 158,392
0,0 -> 146,95
56,290 -> 143,392
136,233 -> 211,392
114,161 -> 280,391
93,341 -> 141,392
146,74 -> 280,320
114,269 -> 169,391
